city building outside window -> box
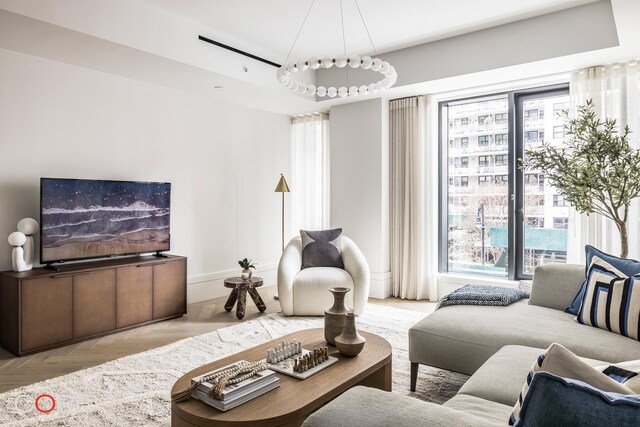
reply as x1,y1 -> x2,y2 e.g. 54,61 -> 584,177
495,154 -> 508,166
524,130 -> 540,143
553,194 -> 569,207
478,156 -> 491,167
452,117 -> 469,127
524,109 -> 544,121
553,126 -> 564,139
553,102 -> 570,116
495,113 -> 508,125
440,85 -> 570,279
452,157 -> 469,168
527,217 -> 544,227
553,218 -> 569,229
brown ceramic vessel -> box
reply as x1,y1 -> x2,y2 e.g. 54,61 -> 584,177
324,287 -> 351,345
335,312 -> 366,357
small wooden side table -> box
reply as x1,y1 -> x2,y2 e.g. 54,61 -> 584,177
223,277 -> 267,319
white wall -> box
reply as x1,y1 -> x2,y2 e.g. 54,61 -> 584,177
0,48 -> 291,302
330,99 -> 391,298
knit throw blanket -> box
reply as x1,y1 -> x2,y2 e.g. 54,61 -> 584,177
436,285 -> 530,310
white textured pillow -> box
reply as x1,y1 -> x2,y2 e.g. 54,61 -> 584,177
594,360 -> 640,393
509,343 -> 634,426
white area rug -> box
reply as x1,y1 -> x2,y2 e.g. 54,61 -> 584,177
0,304 -> 468,426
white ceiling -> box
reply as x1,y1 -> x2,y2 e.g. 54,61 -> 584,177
144,0 -> 598,64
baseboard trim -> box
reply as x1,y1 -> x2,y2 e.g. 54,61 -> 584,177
186,264 -> 278,304
369,270 -> 392,299
189,265 -> 392,303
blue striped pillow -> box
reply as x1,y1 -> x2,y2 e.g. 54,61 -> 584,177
576,263 -> 640,341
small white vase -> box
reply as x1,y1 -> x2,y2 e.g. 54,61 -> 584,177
241,268 -> 253,281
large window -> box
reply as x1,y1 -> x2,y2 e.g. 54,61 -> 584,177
439,85 -> 570,279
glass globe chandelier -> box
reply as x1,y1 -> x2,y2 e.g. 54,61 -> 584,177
276,0 -> 397,98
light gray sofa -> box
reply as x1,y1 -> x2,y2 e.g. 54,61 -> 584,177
409,263 -> 640,384
303,264 -> 640,426
304,345 -> 609,426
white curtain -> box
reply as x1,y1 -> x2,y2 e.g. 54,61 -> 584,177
291,113 -> 330,235
568,61 -> 640,261
390,97 -> 430,299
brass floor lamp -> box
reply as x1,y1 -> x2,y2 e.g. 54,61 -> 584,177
274,174 -> 290,301
275,174 -> 290,252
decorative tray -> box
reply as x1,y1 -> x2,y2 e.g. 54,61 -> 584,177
262,348 -> 338,380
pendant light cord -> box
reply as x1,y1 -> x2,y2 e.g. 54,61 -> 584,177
354,0 -> 377,55
284,0 -> 316,66
340,0 -> 350,87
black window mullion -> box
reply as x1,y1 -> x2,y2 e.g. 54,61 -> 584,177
438,101 -> 448,273
513,93 -> 525,280
508,92 -> 518,280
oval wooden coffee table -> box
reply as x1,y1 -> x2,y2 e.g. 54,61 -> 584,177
171,328 -> 392,427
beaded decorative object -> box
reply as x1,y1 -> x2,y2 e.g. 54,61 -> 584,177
171,361 -> 268,402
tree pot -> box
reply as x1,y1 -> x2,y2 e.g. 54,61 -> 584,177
324,287 -> 351,346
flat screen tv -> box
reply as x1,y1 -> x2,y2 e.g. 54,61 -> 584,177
40,178 -> 171,264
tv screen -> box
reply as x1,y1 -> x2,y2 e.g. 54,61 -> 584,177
40,178 -> 171,263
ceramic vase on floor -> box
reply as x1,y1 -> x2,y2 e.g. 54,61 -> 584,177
324,287 -> 351,345
335,312 -> 366,357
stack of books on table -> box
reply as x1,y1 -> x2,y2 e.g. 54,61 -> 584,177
190,361 -> 279,412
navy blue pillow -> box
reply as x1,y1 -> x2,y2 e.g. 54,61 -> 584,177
514,372 -> 640,426
565,245 -> 640,315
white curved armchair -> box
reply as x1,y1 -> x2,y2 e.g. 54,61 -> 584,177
278,235 -> 370,316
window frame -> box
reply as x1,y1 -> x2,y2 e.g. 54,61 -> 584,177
438,83 -> 569,280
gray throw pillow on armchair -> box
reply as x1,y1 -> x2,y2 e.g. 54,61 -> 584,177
300,228 -> 344,269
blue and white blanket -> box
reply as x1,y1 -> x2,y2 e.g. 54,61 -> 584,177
436,284 -> 530,310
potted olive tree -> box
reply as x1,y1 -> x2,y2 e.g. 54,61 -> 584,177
521,99 -> 640,258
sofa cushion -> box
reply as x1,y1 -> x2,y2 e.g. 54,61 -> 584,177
292,267 -> 354,316
566,245 -> 640,315
444,394 -> 513,425
528,263 -> 584,310
300,228 -> 344,269
513,372 -> 640,427
457,345 -> 606,407
302,386 -> 498,427
576,263 -> 640,341
409,301 -> 640,376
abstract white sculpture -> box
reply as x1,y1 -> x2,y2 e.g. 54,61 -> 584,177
17,217 -> 39,269
8,218 -> 39,272
8,231 -> 28,272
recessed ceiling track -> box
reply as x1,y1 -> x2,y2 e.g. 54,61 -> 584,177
198,35 -> 281,68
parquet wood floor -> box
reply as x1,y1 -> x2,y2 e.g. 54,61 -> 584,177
0,287 -> 435,393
